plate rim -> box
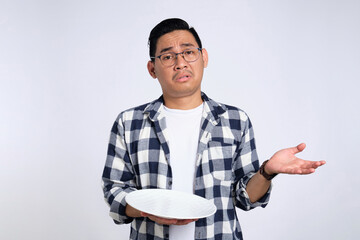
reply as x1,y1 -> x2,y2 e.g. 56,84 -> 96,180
125,189 -> 217,219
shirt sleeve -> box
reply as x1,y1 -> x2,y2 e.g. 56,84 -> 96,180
232,112 -> 272,211
101,115 -> 137,224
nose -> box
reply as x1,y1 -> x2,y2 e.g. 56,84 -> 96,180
174,53 -> 188,70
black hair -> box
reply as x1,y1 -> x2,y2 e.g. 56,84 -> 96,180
148,18 -> 202,61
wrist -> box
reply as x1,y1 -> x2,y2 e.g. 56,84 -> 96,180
264,160 -> 275,175
259,160 -> 278,180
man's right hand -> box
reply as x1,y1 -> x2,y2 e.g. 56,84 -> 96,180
126,204 -> 197,225
140,212 -> 197,225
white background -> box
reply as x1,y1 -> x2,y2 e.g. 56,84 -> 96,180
1,0 -> 359,239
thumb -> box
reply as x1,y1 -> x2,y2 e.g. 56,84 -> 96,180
293,143 -> 306,154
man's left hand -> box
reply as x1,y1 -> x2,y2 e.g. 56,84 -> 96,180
265,143 -> 326,175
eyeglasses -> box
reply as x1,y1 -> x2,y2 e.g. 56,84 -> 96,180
151,48 -> 202,67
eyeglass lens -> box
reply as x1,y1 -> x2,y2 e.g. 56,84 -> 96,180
160,48 -> 200,66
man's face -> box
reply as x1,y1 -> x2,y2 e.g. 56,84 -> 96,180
147,30 -> 208,103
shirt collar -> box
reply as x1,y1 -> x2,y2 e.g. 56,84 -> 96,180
143,92 -> 227,123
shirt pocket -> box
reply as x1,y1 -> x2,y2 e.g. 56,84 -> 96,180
207,140 -> 235,181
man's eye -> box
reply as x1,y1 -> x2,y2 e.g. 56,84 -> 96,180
184,50 -> 195,55
161,54 -> 173,61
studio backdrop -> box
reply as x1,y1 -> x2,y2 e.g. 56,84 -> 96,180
1,1 -> 359,239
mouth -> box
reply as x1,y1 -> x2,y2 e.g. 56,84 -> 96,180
177,75 -> 190,82
173,72 -> 192,82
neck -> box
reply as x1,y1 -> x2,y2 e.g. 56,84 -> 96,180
163,92 -> 203,110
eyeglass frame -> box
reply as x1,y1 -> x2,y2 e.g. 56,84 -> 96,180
150,47 -> 203,66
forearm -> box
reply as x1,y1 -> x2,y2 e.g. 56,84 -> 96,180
125,204 -> 142,218
245,171 -> 271,203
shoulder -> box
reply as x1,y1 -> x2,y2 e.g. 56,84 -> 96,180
116,102 -> 149,122
221,103 -> 253,135
222,103 -> 250,122
109,103 -> 150,135
206,95 -> 250,123
115,95 -> 164,123
206,96 -> 253,135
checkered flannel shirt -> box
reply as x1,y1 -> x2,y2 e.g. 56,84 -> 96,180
102,92 -> 271,240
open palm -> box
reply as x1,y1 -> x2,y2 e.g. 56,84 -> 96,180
265,143 -> 326,175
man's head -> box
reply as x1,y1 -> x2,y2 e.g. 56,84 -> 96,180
148,18 -> 202,61
147,18 -> 208,109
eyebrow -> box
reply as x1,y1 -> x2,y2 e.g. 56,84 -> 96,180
159,43 -> 195,54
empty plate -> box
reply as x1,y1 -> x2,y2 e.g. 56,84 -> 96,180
125,189 -> 217,219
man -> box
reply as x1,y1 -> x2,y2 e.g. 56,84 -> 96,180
102,18 -> 326,240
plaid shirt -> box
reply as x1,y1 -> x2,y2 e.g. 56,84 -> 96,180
102,93 -> 271,240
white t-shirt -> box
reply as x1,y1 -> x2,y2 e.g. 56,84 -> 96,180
163,103 -> 203,240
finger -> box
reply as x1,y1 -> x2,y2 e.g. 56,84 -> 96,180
174,219 -> 192,225
283,166 -> 302,174
143,213 -> 178,225
301,160 -> 326,169
307,161 -> 326,170
154,217 -> 177,225
293,168 -> 314,175
162,219 -> 178,225
294,158 -> 324,167
288,143 -> 306,155
303,168 -> 315,174
313,161 -> 325,168
174,219 -> 198,225
296,143 -> 306,153
140,212 -> 148,217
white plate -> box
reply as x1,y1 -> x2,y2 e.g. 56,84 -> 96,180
125,189 -> 217,219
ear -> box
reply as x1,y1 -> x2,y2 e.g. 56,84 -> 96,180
201,48 -> 209,68
147,61 -> 157,79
